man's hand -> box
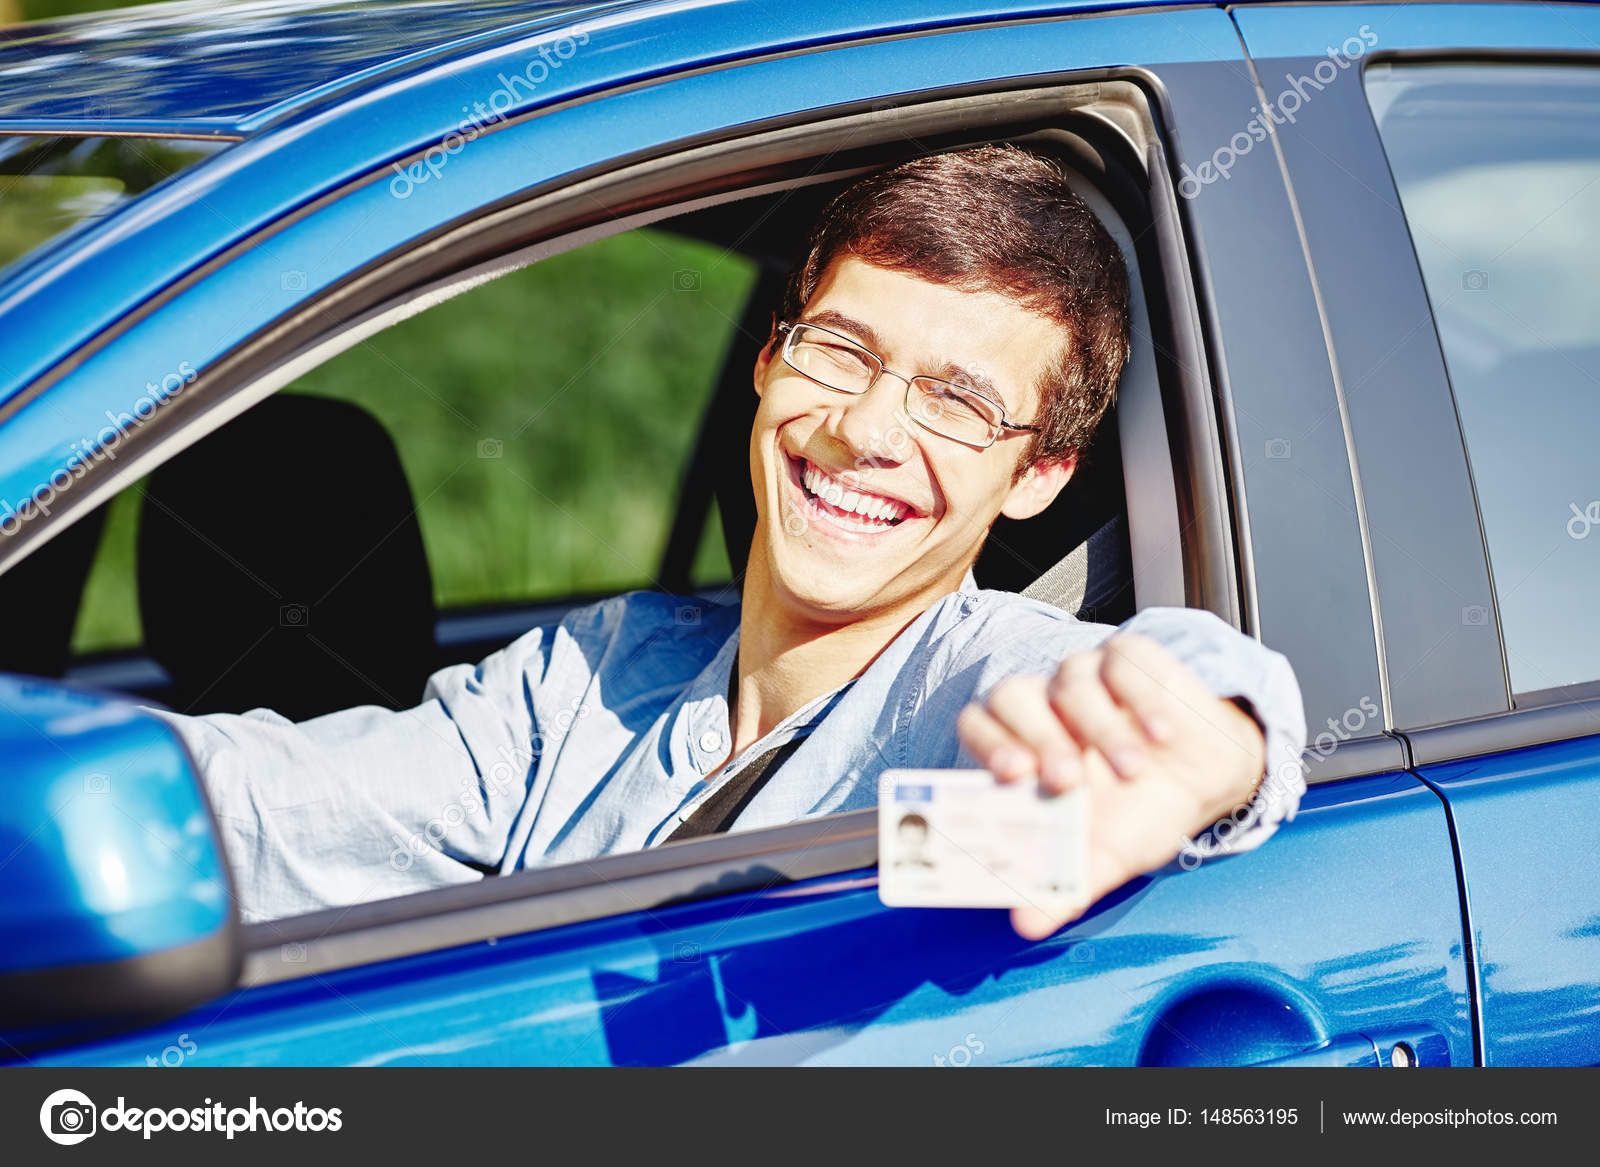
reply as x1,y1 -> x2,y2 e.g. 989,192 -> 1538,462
955,632 -> 1267,940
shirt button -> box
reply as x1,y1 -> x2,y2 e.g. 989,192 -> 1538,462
698,730 -> 723,754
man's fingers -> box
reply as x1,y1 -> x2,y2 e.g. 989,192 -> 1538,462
956,702 -> 1035,783
1095,634 -> 1188,745
1048,652 -> 1149,782
980,676 -> 1084,792
1007,764 -> 1185,941
1011,903 -> 1069,940
1101,634 -> 1267,784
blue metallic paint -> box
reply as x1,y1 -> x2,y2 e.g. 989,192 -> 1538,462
1418,737 -> 1600,1066
0,0 -> 1210,128
0,1 -> 618,126
3,0 -> 1590,1066
0,678 -> 231,975
27,771 -> 1469,1067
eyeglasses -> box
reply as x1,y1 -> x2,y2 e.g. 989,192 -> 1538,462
775,320 -> 1041,449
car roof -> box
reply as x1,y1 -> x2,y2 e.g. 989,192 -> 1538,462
0,0 -> 1215,133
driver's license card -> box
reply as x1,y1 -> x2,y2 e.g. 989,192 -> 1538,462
877,769 -> 1088,911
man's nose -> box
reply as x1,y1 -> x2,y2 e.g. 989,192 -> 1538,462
827,373 -> 915,469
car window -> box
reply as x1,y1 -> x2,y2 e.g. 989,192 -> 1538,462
37,119 -> 1173,932
0,134 -> 229,277
70,225 -> 756,656
1366,62 -> 1600,699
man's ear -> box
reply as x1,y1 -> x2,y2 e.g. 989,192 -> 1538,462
752,313 -> 779,398
1000,453 -> 1076,521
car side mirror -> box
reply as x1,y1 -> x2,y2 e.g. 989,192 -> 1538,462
0,675 -> 239,1050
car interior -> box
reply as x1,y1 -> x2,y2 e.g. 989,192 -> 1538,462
0,127 -> 1156,735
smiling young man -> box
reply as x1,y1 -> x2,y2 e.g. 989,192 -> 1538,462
152,145 -> 1308,935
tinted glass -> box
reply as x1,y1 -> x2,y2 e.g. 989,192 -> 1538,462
0,134 -> 228,275
1368,63 -> 1600,698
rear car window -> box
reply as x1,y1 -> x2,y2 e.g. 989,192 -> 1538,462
0,134 -> 229,276
1366,62 -> 1600,700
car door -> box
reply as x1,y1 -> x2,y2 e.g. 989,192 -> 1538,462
1236,1 -> 1600,1066
6,3 -> 1470,1066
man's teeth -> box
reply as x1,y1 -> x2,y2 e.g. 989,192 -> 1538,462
800,461 -> 909,525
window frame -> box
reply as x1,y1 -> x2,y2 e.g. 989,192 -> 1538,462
5,72 -> 1255,981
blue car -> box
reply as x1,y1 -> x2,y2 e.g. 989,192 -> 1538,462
2,0 -> 1597,1067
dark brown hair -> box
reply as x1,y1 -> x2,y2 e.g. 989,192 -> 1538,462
778,144 -> 1131,478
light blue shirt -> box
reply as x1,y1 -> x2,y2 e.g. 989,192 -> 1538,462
153,571 -> 1309,923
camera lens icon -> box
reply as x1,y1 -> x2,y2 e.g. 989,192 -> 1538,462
40,1089 -> 97,1145
279,603 -> 309,627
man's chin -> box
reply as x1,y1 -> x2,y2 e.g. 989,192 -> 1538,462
768,572 -> 886,623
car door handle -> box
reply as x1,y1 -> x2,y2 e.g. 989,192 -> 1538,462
1252,1027 -> 1451,1068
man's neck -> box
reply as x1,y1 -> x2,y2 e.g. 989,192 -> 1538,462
725,552 -> 969,758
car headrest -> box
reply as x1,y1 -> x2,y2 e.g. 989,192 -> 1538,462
138,394 -> 436,721
0,503 -> 109,678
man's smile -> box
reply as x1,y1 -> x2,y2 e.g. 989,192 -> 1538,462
782,451 -> 927,541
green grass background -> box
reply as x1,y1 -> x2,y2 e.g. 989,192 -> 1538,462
7,0 -> 162,20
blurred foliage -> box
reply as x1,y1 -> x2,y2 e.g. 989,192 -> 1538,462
72,229 -> 756,652
0,136 -> 226,269
14,0 -> 166,20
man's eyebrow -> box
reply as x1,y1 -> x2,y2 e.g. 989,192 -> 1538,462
800,309 -> 886,354
927,358 -> 1007,411
798,309 -> 1013,412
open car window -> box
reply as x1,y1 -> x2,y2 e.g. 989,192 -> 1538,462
62,224 -> 755,696
1,79 -> 1211,960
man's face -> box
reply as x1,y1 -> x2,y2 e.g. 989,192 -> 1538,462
748,256 -> 1076,626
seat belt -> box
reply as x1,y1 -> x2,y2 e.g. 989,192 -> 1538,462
664,733 -> 808,842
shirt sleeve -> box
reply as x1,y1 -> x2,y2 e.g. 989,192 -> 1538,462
1114,607 -> 1308,869
145,622 -> 557,924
